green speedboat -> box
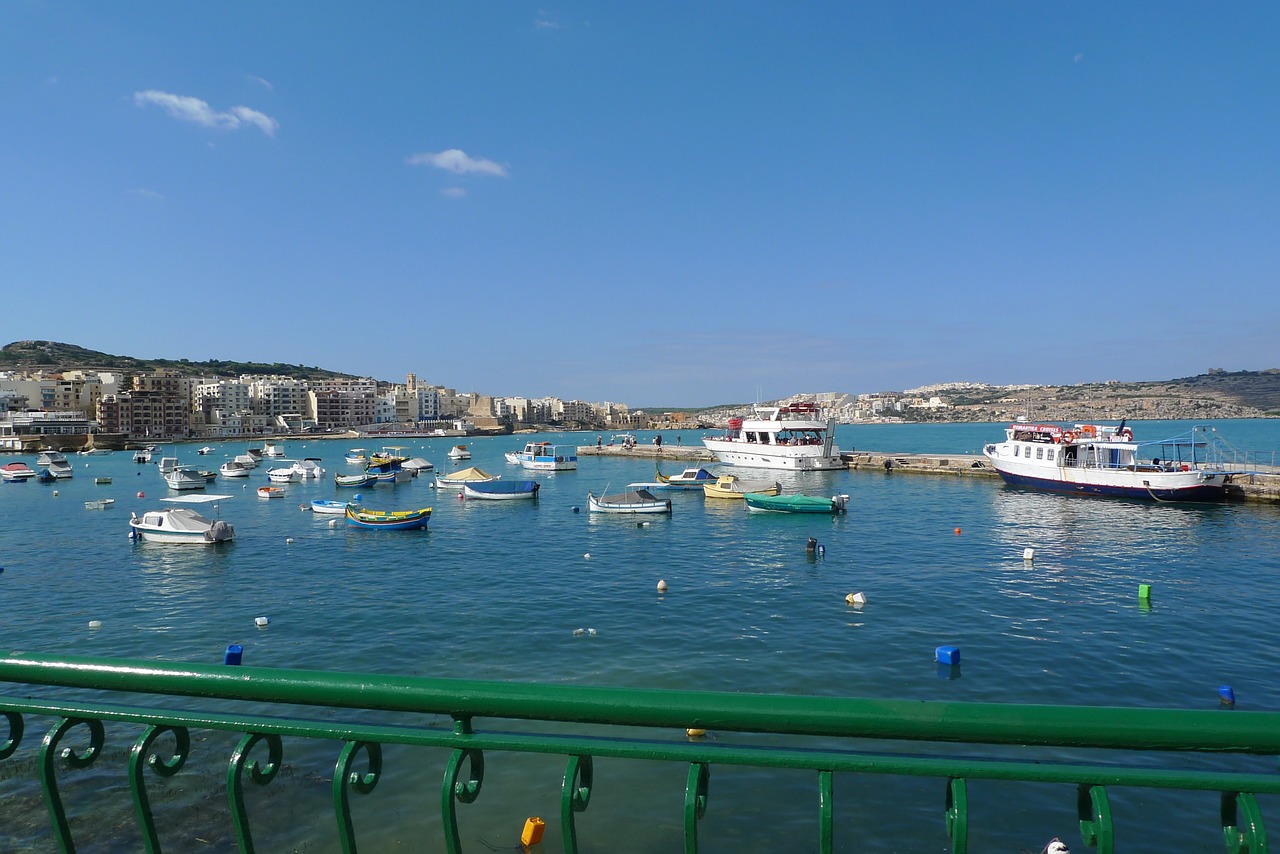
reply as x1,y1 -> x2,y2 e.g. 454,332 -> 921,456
744,492 -> 849,514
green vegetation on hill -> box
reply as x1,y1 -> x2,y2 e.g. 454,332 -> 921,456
0,340 -> 357,382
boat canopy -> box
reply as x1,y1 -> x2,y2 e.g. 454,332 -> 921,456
160,494 -> 234,504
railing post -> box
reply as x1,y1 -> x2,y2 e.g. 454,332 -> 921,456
1221,791 -> 1268,854
561,754 -> 593,854
1077,783 -> 1114,853
946,777 -> 968,854
39,716 -> 104,854
683,761 -> 710,854
333,740 -> 382,854
129,724 -> 191,854
227,732 -> 283,854
818,770 -> 834,854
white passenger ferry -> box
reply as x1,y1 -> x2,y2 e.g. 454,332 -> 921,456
982,421 -> 1230,501
702,402 -> 843,471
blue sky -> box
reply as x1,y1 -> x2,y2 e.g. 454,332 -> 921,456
3,3 -> 1277,407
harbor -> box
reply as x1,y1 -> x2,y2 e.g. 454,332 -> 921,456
3,419 -> 1280,851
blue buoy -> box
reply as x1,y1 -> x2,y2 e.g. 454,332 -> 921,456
1219,685 -> 1235,706
936,645 -> 961,666
572,506 -> 580,513
224,644 -> 243,666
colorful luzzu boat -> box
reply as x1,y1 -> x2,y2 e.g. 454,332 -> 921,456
344,504 -> 432,530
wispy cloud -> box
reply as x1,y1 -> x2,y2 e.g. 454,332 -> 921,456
247,75 -> 274,91
441,187 -> 467,199
406,149 -> 508,176
128,188 -> 165,201
535,10 -> 561,29
133,90 -> 279,137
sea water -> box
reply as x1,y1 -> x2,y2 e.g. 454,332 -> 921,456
2,420 -> 1280,852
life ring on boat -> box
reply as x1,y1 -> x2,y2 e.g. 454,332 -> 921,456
1063,431 -> 1078,443
1118,428 -> 1133,441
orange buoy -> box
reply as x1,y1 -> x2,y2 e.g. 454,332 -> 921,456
954,527 -> 961,535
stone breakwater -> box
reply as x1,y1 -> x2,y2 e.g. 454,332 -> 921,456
581,445 -> 1280,503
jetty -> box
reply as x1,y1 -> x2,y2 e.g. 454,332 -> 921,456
579,444 -> 1280,503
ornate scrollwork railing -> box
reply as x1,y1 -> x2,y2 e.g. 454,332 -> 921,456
3,650 -> 1279,853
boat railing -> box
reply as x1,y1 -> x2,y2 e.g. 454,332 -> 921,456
2,651 -> 1278,853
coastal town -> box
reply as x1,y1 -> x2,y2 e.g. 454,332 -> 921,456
0,341 -> 1276,451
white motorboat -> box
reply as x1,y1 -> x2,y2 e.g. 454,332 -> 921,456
233,453 -> 259,469
129,495 -> 235,544
267,466 -> 301,483
163,465 -> 207,491
219,461 -> 254,478
447,444 -> 471,461
1,462 -> 38,482
517,441 -> 578,471
197,446 -> 214,455
702,401 -> 844,471
402,457 -> 434,475
982,422 -> 1232,502
262,441 -> 286,457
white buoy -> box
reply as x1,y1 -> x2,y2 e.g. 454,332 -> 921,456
328,519 -> 338,528
587,628 -> 597,636
1023,548 -> 1035,562
255,616 -> 269,627
573,628 -> 586,636
845,592 -> 867,606
656,579 -> 668,593
583,553 -> 591,559
88,620 -> 102,629
285,538 -> 294,544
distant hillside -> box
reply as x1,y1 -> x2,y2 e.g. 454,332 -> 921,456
0,340 -> 357,382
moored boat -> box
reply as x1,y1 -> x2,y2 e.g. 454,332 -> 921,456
982,422 -> 1233,502
262,441 -> 286,457
344,448 -> 370,465
219,461 -> 254,478
702,401 -> 843,471
163,465 -> 206,491
434,466 -> 500,490
257,486 -> 285,499
654,465 -> 717,489
335,472 -> 376,488
85,498 -> 116,510
197,446 -> 214,455
129,495 -> 235,544
447,444 -> 471,461
745,492 -> 849,514
587,487 -> 673,514
344,504 -> 432,530
310,499 -> 349,515
463,479 -> 540,500
517,441 -> 577,471
702,474 -> 782,499
1,462 -> 37,482
402,457 -> 434,475
267,466 -> 301,483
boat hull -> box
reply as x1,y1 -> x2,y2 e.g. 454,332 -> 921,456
587,492 -> 672,514
344,505 -> 431,530
464,481 -> 540,500
702,438 -> 844,471
744,493 -> 847,513
990,466 -> 1226,501
311,500 -> 349,515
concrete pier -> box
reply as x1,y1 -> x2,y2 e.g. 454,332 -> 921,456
578,444 -> 1280,503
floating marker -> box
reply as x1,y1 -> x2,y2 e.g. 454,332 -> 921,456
806,537 -> 817,553
225,644 -> 243,665
572,506 -> 580,513
285,537 -> 294,544
52,490 -> 58,497
657,579 -> 668,593
587,628 -> 597,636
1219,686 -> 1235,706
953,527 -> 961,535
1023,548 -> 1035,561
845,592 -> 867,606
137,491 -> 145,498
818,544 -> 825,557
521,817 -> 546,847
573,628 -> 586,636
1138,584 -> 1152,600
255,616 -> 269,628
88,620 -> 102,629
936,645 -> 961,666
685,728 -> 706,738
583,553 -> 590,559
328,519 -> 339,528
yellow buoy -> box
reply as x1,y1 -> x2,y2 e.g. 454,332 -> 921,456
686,727 -> 706,738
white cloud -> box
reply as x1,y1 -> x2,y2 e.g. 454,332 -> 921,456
128,188 -> 165,201
247,75 -> 275,91
441,187 -> 467,198
133,90 -> 279,137
407,148 -> 508,176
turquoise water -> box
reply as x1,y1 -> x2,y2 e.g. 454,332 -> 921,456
2,420 -> 1280,852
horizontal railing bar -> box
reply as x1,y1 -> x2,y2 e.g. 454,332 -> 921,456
4,652 -> 1280,753
5,695 -> 1280,794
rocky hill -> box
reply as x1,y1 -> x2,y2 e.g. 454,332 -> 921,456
0,340 -> 355,382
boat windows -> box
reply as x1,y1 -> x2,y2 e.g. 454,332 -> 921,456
1035,447 -> 1044,460
1047,448 -> 1055,461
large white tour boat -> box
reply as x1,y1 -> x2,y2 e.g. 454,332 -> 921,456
702,402 -> 844,471
982,421 -> 1231,501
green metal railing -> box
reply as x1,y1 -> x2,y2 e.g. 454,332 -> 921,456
1,650 -> 1276,853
